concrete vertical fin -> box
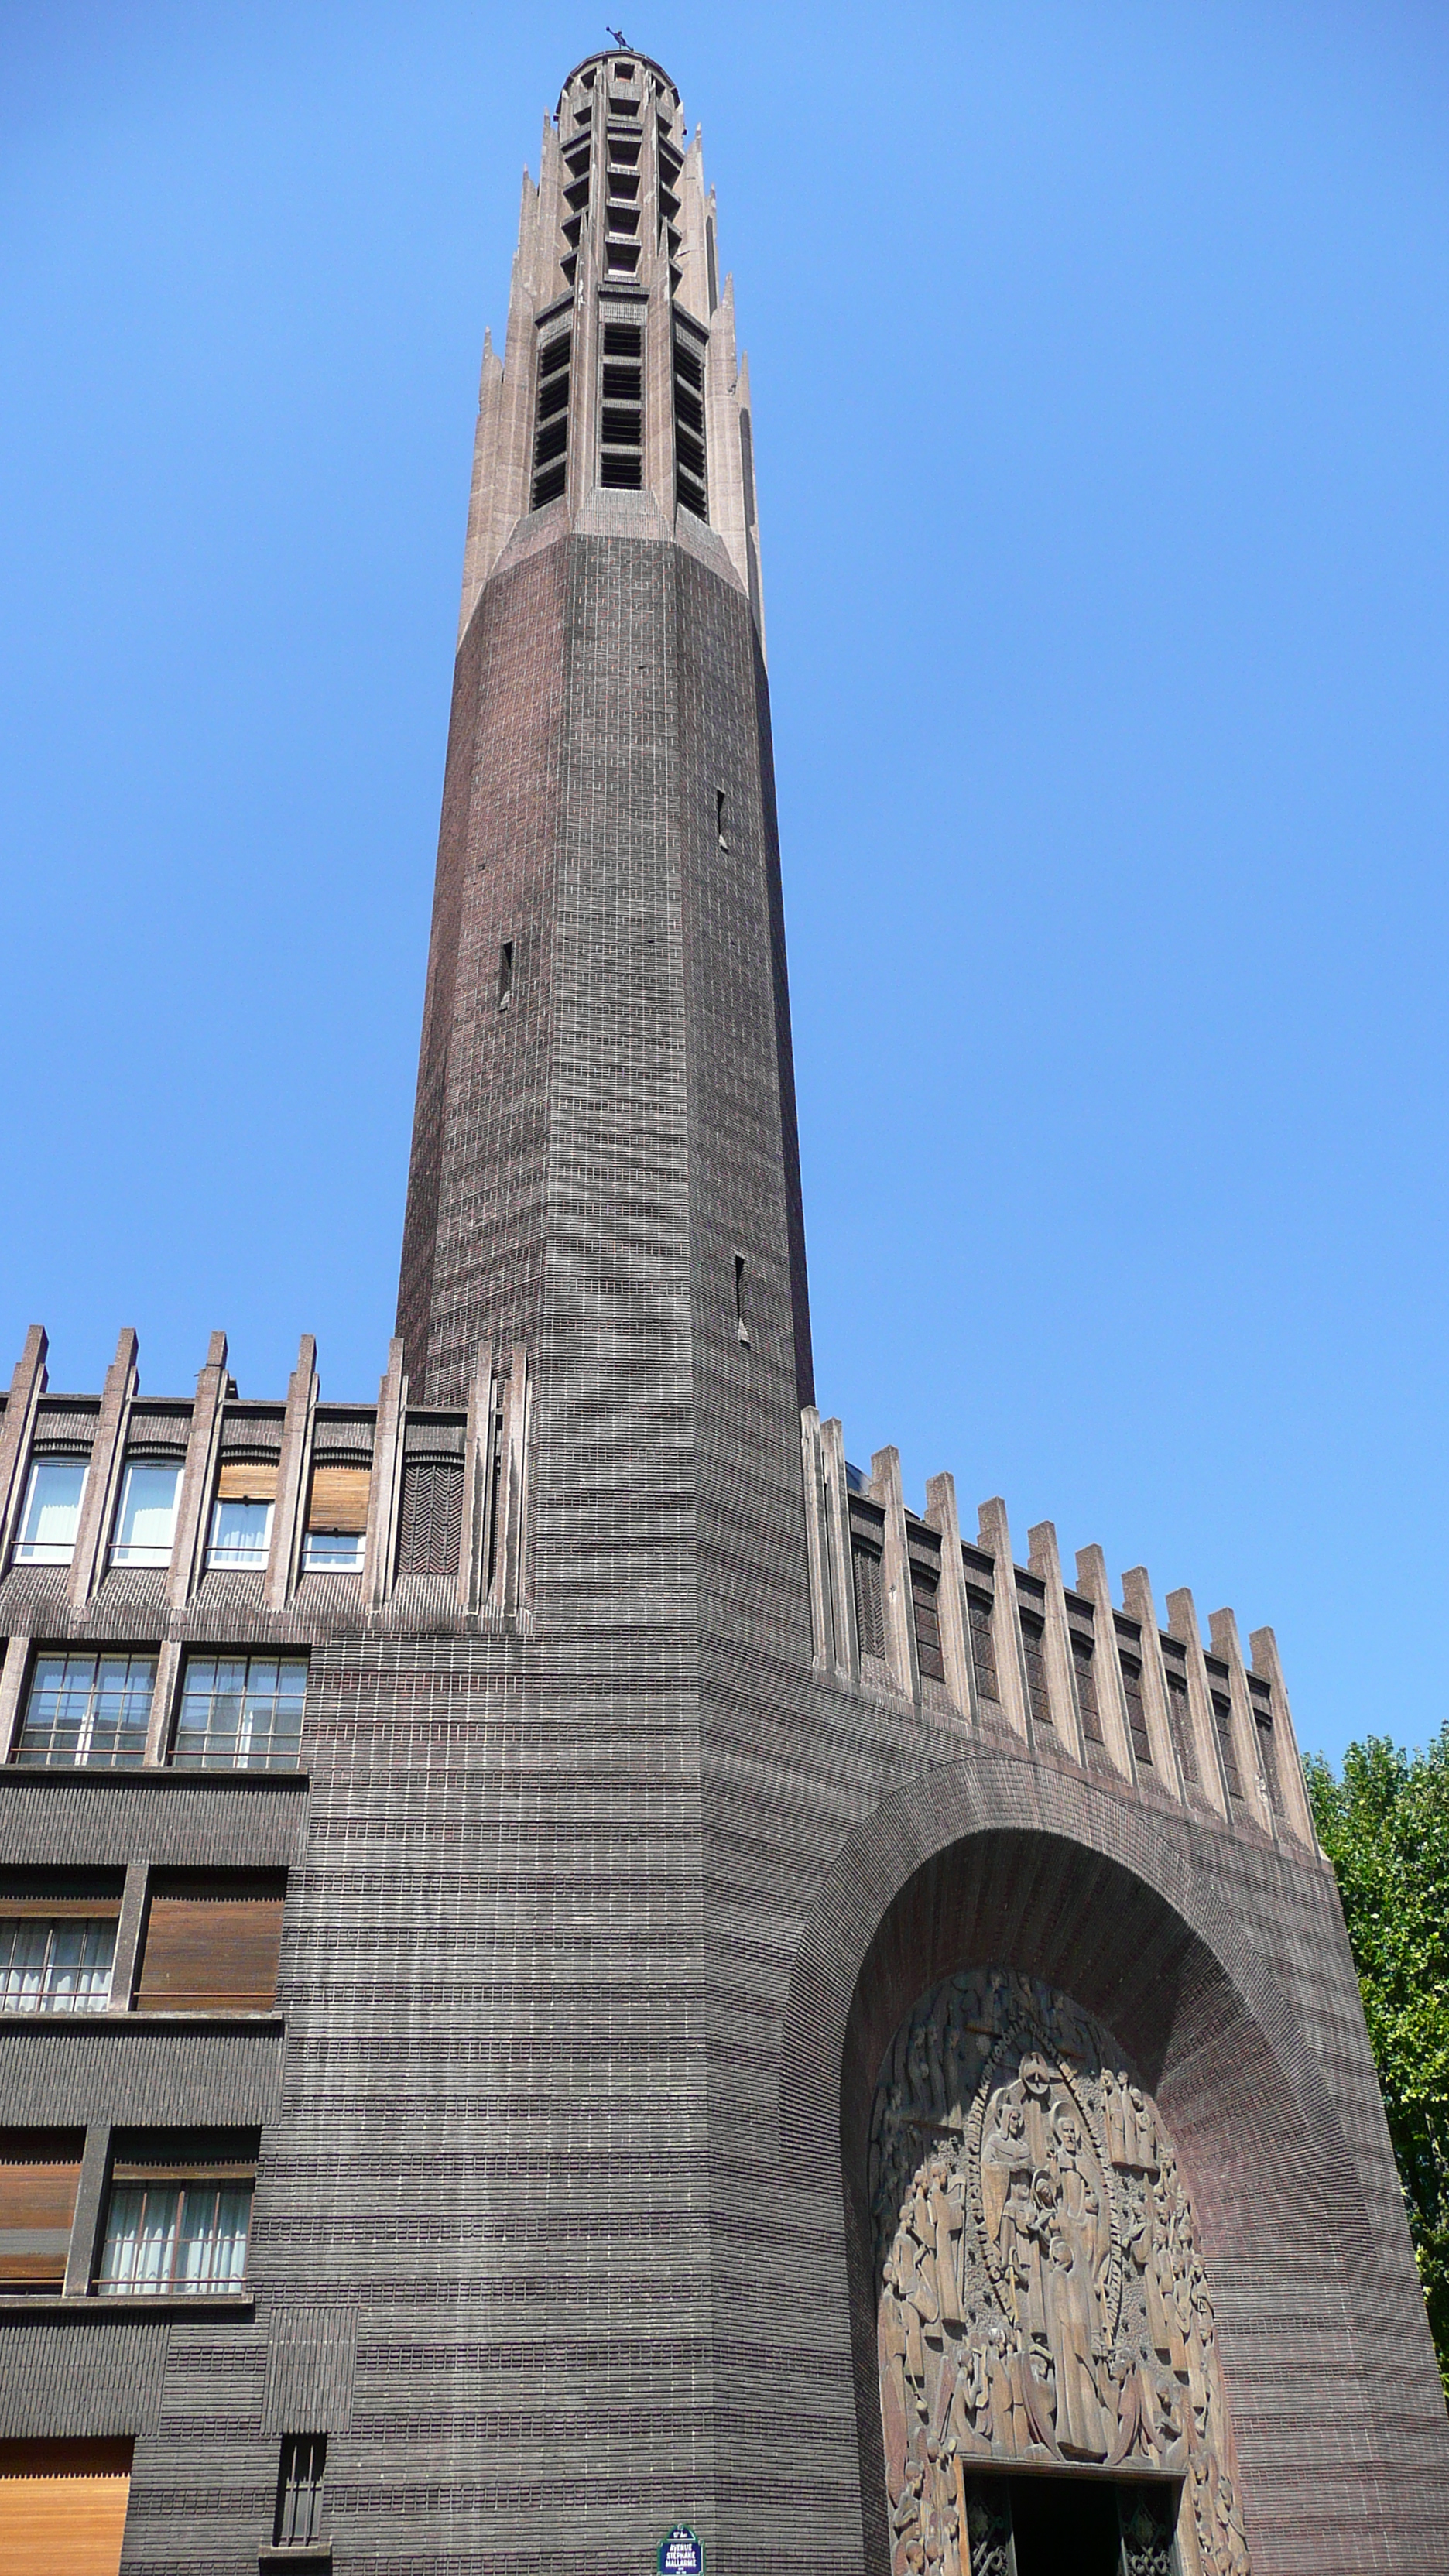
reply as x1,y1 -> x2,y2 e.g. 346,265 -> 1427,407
491,1347 -> 529,1614
1168,1586 -> 1245,1824
168,1332 -> 229,1610
1028,1522 -> 1088,1763
976,1499 -> 1030,1743
924,1472 -> 975,1722
1122,1568 -> 1201,1812
869,1448 -> 919,1702
800,1410 -> 834,1673
460,1342 -> 498,1615
820,1417 -> 856,1684
0,1326 -> 49,1568
364,1341 -> 408,1611
1209,1605 -> 1280,1844
1074,1546 -> 1135,1785
1249,1623 -> 1318,1848
265,1336 -> 318,1609
68,1327 -> 139,1608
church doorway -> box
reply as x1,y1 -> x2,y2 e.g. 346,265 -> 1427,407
1009,2472 -> 1122,2571
961,2472 -> 1180,2574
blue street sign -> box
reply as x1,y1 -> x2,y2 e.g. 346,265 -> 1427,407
657,2527 -> 705,2576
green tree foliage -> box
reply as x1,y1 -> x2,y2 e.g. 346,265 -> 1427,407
1305,1729 -> 1449,2398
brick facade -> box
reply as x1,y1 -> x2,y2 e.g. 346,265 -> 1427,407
0,46 -> 1444,2576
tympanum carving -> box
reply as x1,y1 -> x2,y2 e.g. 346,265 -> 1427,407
870,1968 -> 1251,2576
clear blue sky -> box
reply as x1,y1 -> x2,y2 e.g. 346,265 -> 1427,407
3,2 -> 1447,1768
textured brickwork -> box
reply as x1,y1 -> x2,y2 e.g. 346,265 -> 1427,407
0,47 -> 1444,2576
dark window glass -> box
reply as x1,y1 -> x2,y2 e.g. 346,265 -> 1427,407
1212,1690 -> 1242,1800
1019,1612 -> 1052,1732
172,1656 -> 306,1773
911,1565 -> 944,1684
1118,1652 -> 1152,1766
15,1654 -> 154,1771
852,1543 -> 886,1663
1070,1632 -> 1103,1742
966,1591 -> 998,1703
275,2434 -> 327,2545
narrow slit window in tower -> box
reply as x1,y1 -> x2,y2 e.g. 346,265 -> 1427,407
1211,1689 -> 1243,1801
966,1588 -> 998,1704
1071,1630 -> 1104,1742
599,318 -> 643,488
498,941 -> 514,1009
532,331 -> 571,509
734,1255 -> 749,1347
716,790 -> 728,848
673,326 -> 707,518
1019,1610 -> 1053,1732
1118,1646 -> 1153,1767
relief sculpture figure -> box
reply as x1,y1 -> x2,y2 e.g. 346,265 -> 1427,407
871,1967 -> 1252,2576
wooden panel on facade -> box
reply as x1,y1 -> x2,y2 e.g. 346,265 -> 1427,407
135,1875 -> 286,2014
215,1461 -> 277,1502
307,1465 -> 371,1532
0,2136 -> 84,2289
0,2441 -> 132,2576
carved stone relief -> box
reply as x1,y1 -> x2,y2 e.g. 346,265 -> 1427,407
870,1968 -> 1252,2576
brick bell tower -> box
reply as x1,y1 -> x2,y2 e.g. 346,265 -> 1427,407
396,46 -> 812,1489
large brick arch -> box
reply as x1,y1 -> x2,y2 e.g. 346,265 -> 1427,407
778,1751 -> 1375,2576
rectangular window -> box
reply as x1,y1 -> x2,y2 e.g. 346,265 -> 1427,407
1166,1666 -> 1199,1783
397,1458 -> 465,1577
14,1653 -> 155,1771
966,1588 -> 998,1704
98,2167 -> 252,2297
908,1538 -> 945,1685
1070,1632 -> 1104,1742
301,1465 -> 370,1574
1019,1611 -> 1053,1732
275,2434 -> 327,2547
0,2437 -> 132,2576
848,1499 -> 887,1663
600,315 -> 644,489
1252,1689 -> 1283,1816
1118,1649 -> 1153,1767
0,2131 -> 84,2293
109,1461 -> 182,1569
673,328 -> 707,518
206,1461 -> 276,1571
0,1913 -> 117,2013
171,1654 -> 307,1772
498,939 -> 514,1008
1211,1690 -> 1243,1800
135,1872 -> 285,2014
532,330 -> 571,509
12,1458 -> 87,1566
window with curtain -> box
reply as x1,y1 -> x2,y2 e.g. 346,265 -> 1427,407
14,1655 -> 155,1771
97,2170 -> 252,2296
12,1459 -> 87,1565
108,1461 -> 182,1568
0,1917 -> 116,2012
206,1461 -> 277,1571
170,1656 -> 307,1772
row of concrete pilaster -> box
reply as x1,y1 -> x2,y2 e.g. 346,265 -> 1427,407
800,1404 -> 1317,1854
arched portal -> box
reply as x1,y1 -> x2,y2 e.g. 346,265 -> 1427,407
871,1968 -> 1251,2576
